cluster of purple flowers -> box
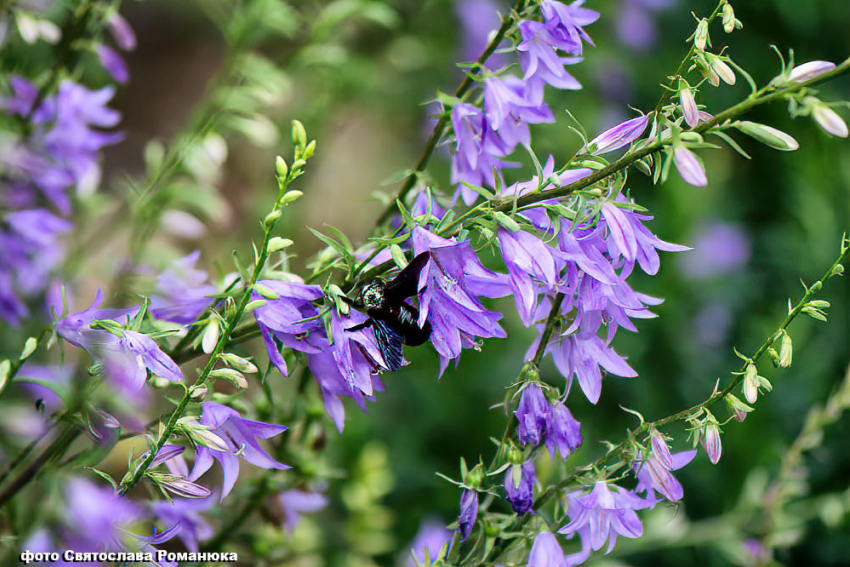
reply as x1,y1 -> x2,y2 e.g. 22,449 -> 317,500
0,10 -> 136,326
450,0 -> 597,205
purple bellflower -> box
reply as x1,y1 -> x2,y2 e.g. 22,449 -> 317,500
457,489 -> 479,541
559,482 -> 652,563
150,250 -> 216,324
411,226 -> 510,375
528,531 -> 569,567
62,478 -> 142,554
107,11 -> 137,51
505,462 -> 536,515
152,497 -> 215,553
515,382 -> 551,446
498,227 -> 559,326
95,44 -> 129,84
546,401 -> 582,459
277,489 -> 328,533
252,279 -> 325,376
188,402 -> 289,500
307,349 -> 384,433
405,518 -> 451,567
635,448 -> 696,503
455,0 -> 509,70
585,115 -> 649,154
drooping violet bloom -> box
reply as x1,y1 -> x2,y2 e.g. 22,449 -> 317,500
411,226 -> 510,375
528,531 -> 569,567
680,220 -> 750,280
505,462 -> 536,515
634,448 -> 696,503
516,21 -> 583,91
532,330 -> 637,404
152,496 -> 215,554
546,401 -> 582,460
277,489 -> 328,533
600,196 -> 690,276
586,115 -> 649,154
405,518 -> 451,567
788,60 -> 835,83
55,289 -> 139,349
457,489 -> 479,541
307,349 -> 385,434
515,382 -> 551,446
454,0 -> 509,70
538,0 -> 599,55
149,250 -> 216,324
450,103 -> 518,204
252,279 -> 325,376
330,309 -> 392,394
188,402 -> 289,500
107,11 -> 136,51
673,146 -> 707,187
498,228 -> 559,326
100,330 -> 183,392
484,75 -> 555,146
558,482 -> 651,562
95,44 -> 129,84
62,478 -> 142,554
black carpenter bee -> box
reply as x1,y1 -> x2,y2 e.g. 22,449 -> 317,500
343,251 -> 432,372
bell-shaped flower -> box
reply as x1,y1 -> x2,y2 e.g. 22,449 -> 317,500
412,226 -> 509,376
517,21 -> 583,91
634,448 -> 696,503
546,401 -> 582,460
252,279 -> 325,376
152,496 -> 215,553
673,146 -> 707,187
457,489 -> 479,541
528,531 -> 569,567
505,462 -> 536,515
99,330 -> 183,392
586,115 -> 649,154
558,482 -> 651,561
539,0 -> 599,55
188,402 -> 289,500
277,489 -> 328,533
515,382 -> 551,446
499,228 -> 559,326
307,349 -> 384,433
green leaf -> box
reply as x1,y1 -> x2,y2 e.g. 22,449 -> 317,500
460,181 -> 495,201
708,130 -> 752,159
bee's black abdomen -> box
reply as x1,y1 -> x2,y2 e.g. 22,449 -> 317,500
381,302 -> 431,347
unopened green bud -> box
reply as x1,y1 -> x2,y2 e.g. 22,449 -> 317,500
210,368 -> 249,389
20,337 -> 37,360
245,299 -> 267,312
735,121 -> 799,151
810,280 -> 823,293
725,393 -> 753,422
390,244 -> 408,269
291,159 -> 307,171
292,120 -> 307,148
275,155 -> 288,179
506,444 -> 523,465
220,353 -> 259,374
722,3 -> 740,33
743,363 -> 759,404
189,384 -> 208,401
303,140 -> 317,159
694,18 -> 709,50
264,209 -> 283,227
280,190 -> 303,204
777,330 -> 793,368
0,360 -> 10,393
201,320 -> 221,354
829,263 -> 844,278
466,463 -> 486,489
254,283 -> 280,300
267,237 -> 294,253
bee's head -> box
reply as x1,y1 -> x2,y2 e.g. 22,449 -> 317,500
358,280 -> 386,310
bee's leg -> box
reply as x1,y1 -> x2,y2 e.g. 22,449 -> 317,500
345,319 -> 373,333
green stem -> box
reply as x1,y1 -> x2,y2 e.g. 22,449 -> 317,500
0,426 -> 80,509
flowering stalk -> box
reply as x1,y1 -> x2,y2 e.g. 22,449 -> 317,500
117,138 -> 311,496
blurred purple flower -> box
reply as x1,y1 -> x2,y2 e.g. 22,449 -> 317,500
150,251 -> 216,324
99,330 -> 182,392
107,11 -> 136,51
189,402 -> 289,500
405,518 -> 451,566
55,289 -> 139,350
505,462 -> 536,515
454,0 -> 508,69
680,221 -> 751,280
277,489 -> 328,533
95,44 -> 129,84
615,0 -> 674,51
528,531 -> 569,567
515,382 -> 551,446
152,497 -> 215,553
62,478 -> 141,553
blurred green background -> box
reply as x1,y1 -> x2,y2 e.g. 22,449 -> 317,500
8,0 -> 850,565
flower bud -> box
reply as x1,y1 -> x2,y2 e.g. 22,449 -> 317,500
694,18 -> 709,50
264,208 -> 283,227
390,244 -> 408,269
734,121 -> 799,151
586,115 -> 650,154
303,140 -> 317,159
20,337 -> 37,360
743,363 -> 759,404
275,155 -> 288,179
708,55 -> 736,85
680,85 -> 699,128
812,105 -> 849,138
210,368 -> 249,389
788,60 -> 835,83
189,384 -> 208,401
267,237 -> 294,253
201,320 -> 221,354
650,430 -> 673,469
465,463 -> 486,489
722,3 -> 740,33
725,394 -> 753,422
777,330 -> 793,368
280,190 -> 303,204
0,360 -> 10,393
702,422 -> 722,464
220,352 -> 259,373
674,146 -> 708,187
292,120 -> 307,148
155,474 -> 212,499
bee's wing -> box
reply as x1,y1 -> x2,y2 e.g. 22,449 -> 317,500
372,317 -> 404,372
385,251 -> 430,301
